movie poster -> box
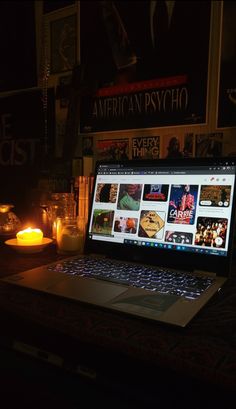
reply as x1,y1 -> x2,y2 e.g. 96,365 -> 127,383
217,2 -> 236,128
132,136 -> 160,159
162,133 -> 194,158
96,139 -> 129,160
80,1 -> 211,132
167,185 -> 198,225
195,132 -> 223,157
0,88 -> 55,211
142,184 -> 169,202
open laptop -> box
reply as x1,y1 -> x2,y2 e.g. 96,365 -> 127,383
2,157 -> 236,327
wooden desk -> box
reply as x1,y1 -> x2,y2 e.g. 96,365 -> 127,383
0,243 -> 236,408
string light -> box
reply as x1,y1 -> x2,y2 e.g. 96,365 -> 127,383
39,14 -> 50,159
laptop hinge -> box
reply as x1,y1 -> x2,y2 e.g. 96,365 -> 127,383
193,270 -> 217,278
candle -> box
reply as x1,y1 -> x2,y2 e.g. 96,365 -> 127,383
57,218 -> 84,255
58,230 -> 83,252
16,227 -> 43,245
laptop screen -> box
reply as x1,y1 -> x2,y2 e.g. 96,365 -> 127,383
86,157 -> 236,276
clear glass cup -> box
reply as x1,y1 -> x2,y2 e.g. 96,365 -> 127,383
56,217 -> 84,255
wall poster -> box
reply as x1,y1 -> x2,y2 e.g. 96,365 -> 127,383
96,138 -> 129,160
132,136 -> 160,159
195,132 -> 223,157
44,5 -> 78,75
0,88 -> 55,210
161,133 -> 194,159
80,1 -> 211,132
217,1 -> 236,128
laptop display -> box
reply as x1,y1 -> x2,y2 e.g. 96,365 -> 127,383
86,157 -> 236,277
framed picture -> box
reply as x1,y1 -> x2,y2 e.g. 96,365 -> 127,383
217,2 -> 236,128
195,132 -> 223,157
44,4 -> 79,75
57,74 -> 72,108
80,1 -> 211,132
132,136 -> 160,160
96,139 -> 129,160
82,136 -> 94,156
161,133 -> 194,159
0,88 -> 55,210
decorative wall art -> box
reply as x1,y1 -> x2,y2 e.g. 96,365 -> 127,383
195,132 -> 223,157
96,138 -> 129,160
162,133 -> 194,159
80,1 -> 211,133
217,1 -> 236,128
0,88 -> 55,209
44,5 -> 78,75
132,136 -> 160,159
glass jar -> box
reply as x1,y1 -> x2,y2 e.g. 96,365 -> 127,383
46,193 -> 76,239
50,193 -> 76,218
56,217 -> 84,255
0,204 -> 21,239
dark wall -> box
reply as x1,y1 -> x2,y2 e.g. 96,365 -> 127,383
0,1 -> 37,92
43,0 -> 75,14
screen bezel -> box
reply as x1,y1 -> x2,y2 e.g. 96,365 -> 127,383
84,157 -> 236,277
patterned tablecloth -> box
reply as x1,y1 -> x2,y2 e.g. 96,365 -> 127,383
0,242 -> 236,401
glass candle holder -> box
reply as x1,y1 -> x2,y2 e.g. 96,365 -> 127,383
56,217 -> 84,255
0,203 -> 21,238
46,193 -> 76,239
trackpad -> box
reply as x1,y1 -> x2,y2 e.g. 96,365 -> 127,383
47,278 -> 127,304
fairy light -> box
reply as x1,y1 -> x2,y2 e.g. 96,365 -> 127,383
39,16 -> 50,159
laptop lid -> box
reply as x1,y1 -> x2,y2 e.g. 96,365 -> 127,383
85,157 -> 236,277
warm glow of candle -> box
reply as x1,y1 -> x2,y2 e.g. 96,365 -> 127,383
16,227 -> 43,245
0,204 -> 11,213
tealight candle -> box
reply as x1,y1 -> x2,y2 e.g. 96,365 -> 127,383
16,227 -> 43,245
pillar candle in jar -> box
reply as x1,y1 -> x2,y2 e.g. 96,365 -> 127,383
57,218 -> 83,255
16,227 -> 43,245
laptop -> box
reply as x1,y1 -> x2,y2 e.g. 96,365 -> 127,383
2,157 -> 236,327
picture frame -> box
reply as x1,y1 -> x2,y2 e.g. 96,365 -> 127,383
44,4 -> 79,76
216,1 -> 236,128
96,139 -> 130,161
57,74 -> 72,108
79,1 -> 211,133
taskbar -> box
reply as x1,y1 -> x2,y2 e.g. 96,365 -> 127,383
124,239 -> 226,256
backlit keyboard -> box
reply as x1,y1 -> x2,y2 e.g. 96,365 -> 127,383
48,257 -> 214,299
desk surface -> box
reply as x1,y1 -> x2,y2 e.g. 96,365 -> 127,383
0,242 -> 236,404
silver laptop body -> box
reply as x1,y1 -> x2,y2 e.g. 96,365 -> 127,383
2,157 -> 236,327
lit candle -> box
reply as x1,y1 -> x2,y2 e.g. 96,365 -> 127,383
57,219 -> 84,255
16,227 -> 43,245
